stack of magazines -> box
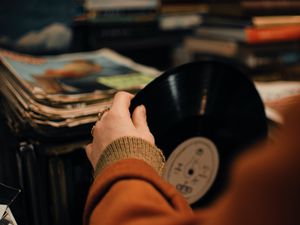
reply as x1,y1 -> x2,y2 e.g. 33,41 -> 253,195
0,48 -> 160,139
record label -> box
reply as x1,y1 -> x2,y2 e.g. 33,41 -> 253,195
163,137 -> 219,204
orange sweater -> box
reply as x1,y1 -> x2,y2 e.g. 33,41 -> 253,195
84,98 -> 300,225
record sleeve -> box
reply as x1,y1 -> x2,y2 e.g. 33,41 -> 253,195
0,48 -> 159,105
0,48 -> 160,139
130,58 -> 267,208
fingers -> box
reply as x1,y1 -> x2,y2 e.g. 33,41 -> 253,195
111,91 -> 134,115
132,105 -> 155,144
132,105 -> 150,131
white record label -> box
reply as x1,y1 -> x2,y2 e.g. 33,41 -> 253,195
163,137 -> 219,204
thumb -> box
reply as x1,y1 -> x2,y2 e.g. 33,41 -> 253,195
132,105 -> 149,131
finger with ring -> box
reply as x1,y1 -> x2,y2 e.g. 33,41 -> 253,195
97,106 -> 110,121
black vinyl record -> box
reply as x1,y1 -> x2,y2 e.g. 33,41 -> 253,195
130,58 -> 267,208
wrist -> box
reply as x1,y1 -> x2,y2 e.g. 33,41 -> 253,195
94,136 -> 165,177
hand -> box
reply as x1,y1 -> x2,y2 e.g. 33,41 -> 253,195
85,91 -> 155,169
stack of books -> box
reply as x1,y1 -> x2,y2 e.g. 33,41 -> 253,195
77,0 -> 159,40
159,0 -> 208,31
182,0 -> 300,81
0,48 -> 159,139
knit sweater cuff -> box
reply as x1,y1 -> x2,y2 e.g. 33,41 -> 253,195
94,136 -> 165,177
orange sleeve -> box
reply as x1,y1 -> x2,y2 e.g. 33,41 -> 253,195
84,159 -> 195,225
200,96 -> 300,225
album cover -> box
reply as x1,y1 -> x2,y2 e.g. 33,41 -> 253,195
0,48 -> 159,105
0,48 -> 159,136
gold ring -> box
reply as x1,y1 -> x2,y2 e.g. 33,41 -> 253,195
97,106 -> 110,121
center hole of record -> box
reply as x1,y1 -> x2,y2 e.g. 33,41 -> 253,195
188,169 -> 194,175
163,137 -> 219,204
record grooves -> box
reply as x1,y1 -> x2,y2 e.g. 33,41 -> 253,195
130,58 -> 267,208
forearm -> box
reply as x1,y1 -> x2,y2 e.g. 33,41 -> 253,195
94,136 -> 165,177
84,137 -> 193,225
84,159 -> 193,225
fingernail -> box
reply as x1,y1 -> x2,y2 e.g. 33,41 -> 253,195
139,105 -> 146,116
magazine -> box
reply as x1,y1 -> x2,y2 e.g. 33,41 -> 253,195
0,48 -> 159,105
0,48 -> 160,135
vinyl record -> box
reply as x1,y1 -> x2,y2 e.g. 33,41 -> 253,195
130,58 -> 267,208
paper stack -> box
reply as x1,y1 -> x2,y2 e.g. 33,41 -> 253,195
0,48 -> 159,139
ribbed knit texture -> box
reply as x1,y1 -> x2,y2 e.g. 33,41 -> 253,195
94,136 -> 165,177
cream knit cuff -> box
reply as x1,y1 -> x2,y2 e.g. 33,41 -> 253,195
94,136 -> 165,177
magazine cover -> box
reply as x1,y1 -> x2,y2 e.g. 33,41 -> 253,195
0,48 -> 160,136
0,48 -> 159,104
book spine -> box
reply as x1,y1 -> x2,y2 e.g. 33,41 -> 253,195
242,1 -> 300,9
84,0 -> 158,11
245,25 -> 300,44
87,24 -> 159,40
